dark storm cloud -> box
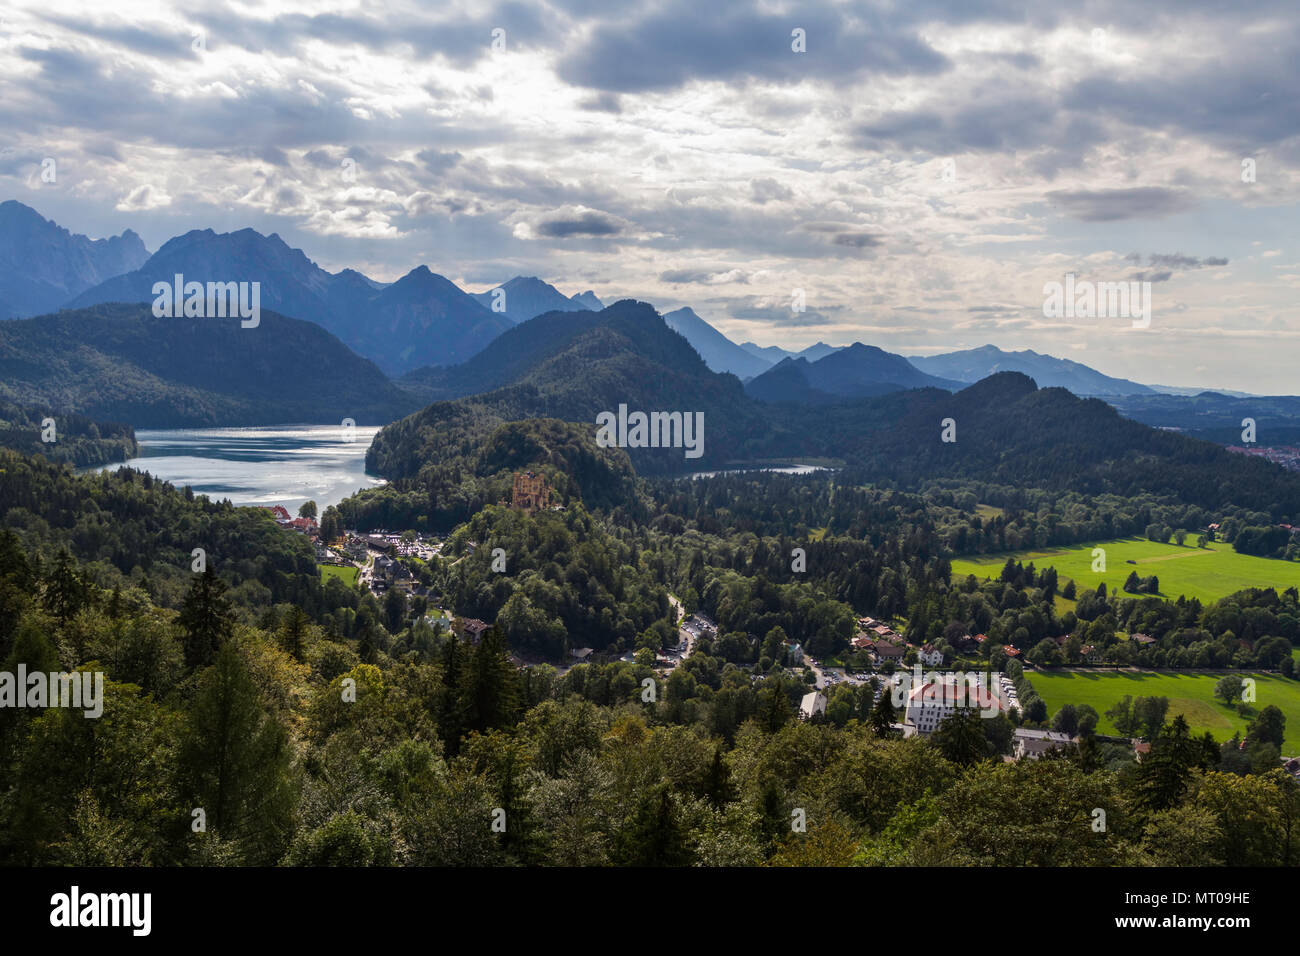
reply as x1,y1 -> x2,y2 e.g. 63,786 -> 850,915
555,3 -> 949,93
183,1 -> 560,64
1046,187 -> 1196,222
38,15 -> 202,61
1144,253 -> 1229,269
660,269 -> 715,283
729,302 -> 834,328
832,232 -> 882,249
800,221 -> 884,251
659,268 -> 749,284
854,98 -> 1100,155
1063,26 -> 1300,149
417,150 -> 464,175
534,210 -> 623,237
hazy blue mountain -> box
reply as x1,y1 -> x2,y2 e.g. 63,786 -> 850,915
1147,383 -> 1255,398
910,344 -> 1154,396
327,267 -> 389,315
661,307 -> 773,378
743,357 -> 822,403
469,275 -> 600,323
797,342 -> 840,362
67,227 -> 509,374
739,341 -> 794,363
399,308 -> 610,400
67,225 -> 342,324
1109,391 -> 1300,445
365,265 -> 512,371
738,340 -> 839,365
746,342 -> 960,403
0,200 -> 149,318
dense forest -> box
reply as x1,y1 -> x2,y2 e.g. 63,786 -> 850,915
0,303 -> 419,426
0,519 -> 1296,866
0,400 -> 137,466
1,443 -> 1298,866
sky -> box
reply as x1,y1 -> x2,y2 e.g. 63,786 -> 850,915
2,0 -> 1299,392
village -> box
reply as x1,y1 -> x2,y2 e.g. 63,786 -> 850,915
259,477 -> 1299,776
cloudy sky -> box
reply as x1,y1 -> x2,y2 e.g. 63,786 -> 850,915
3,0 -> 1299,392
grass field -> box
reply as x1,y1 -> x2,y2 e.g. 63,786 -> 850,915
319,564 -> 359,587
1028,669 -> 1300,749
951,536 -> 1300,603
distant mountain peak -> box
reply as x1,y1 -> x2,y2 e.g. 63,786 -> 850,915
469,274 -> 603,324
746,340 -> 958,404
64,224 -> 507,374
910,344 -> 1154,397
660,306 -> 775,379
0,200 -> 151,319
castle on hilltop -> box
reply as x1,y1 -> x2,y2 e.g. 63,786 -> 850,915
511,471 -> 550,513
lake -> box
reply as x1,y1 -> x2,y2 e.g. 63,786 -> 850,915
688,464 -> 831,479
89,425 -> 386,513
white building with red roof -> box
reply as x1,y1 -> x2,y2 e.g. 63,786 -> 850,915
903,675 -> 1006,736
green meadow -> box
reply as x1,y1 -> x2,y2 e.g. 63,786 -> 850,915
950,536 -> 1300,603
1028,669 -> 1300,748
319,564 -> 360,587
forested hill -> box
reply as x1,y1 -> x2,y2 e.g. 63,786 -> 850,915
374,353 -> 1300,520
396,307 -> 609,401
337,417 -> 643,534
805,373 -> 1300,518
0,399 -> 137,466
373,299 -> 782,476
0,303 -> 421,427
1109,391 -> 1300,445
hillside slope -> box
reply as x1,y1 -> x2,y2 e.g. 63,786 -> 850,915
0,303 -> 419,426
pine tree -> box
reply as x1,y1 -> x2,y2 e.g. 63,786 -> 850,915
279,606 -> 309,661
463,626 -> 520,734
42,548 -> 85,625
438,634 -> 467,757
930,707 -> 988,766
1135,715 -> 1200,812
178,566 -> 234,668
619,786 -> 691,866
869,687 -> 897,737
178,643 -> 296,864
703,746 -> 735,807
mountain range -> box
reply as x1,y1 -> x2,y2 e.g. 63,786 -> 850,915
0,200 -> 1279,441
745,344 -> 962,403
739,341 -> 840,365
662,307 -> 772,379
910,345 -> 1154,396
369,299 -> 781,477
361,300 -> 1300,516
1108,391 -> 1300,445
0,200 -> 150,319
63,228 -> 512,375
469,275 -> 603,323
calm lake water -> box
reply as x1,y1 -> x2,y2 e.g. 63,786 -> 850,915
688,464 -> 830,479
89,425 -> 385,513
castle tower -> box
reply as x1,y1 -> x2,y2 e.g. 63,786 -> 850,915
512,470 -> 549,513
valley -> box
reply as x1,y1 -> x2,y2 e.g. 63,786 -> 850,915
2,201 -> 1299,876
